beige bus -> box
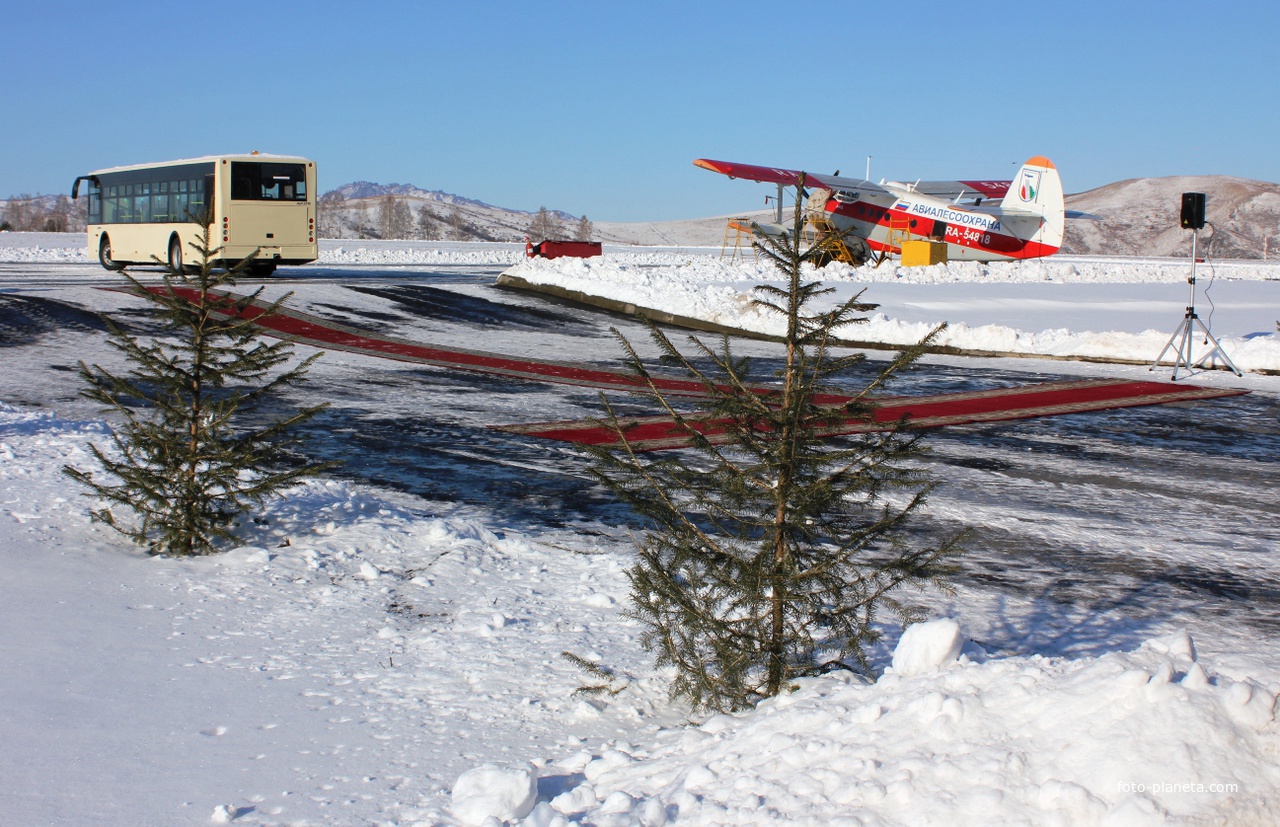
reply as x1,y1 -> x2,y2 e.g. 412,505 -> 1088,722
72,153 -> 317,276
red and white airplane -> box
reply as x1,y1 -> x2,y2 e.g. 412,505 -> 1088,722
694,156 -> 1080,264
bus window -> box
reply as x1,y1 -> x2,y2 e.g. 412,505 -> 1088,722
134,183 -> 152,223
230,162 -> 308,201
153,181 -> 170,223
200,174 -> 213,218
103,185 -> 118,223
173,180 -> 189,221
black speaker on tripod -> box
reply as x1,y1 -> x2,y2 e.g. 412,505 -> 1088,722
1153,190 -> 1240,378
1180,192 -> 1206,230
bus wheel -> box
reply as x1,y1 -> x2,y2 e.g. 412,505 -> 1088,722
98,235 -> 124,271
168,236 -> 184,273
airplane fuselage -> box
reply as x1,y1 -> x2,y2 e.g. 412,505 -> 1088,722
820,188 -> 1055,262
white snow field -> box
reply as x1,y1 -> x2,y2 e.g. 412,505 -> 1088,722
1,232 -> 1278,825
9,231 -> 1279,373
500,253 -> 1280,375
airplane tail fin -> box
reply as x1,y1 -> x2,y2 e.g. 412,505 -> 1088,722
1000,156 -> 1064,250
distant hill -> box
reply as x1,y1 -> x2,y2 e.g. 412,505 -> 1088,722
1062,176 -> 1280,259
330,182 -> 512,212
319,182 -> 578,242
317,175 -> 1280,257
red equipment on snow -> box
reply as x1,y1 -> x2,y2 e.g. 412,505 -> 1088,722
525,239 -> 602,259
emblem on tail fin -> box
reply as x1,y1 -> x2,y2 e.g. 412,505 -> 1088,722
1019,169 -> 1041,203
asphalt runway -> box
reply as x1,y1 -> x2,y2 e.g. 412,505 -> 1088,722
3,260 -> 1278,660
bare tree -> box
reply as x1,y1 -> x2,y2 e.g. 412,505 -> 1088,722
2,195 -> 34,231
415,205 -> 439,239
574,214 -> 594,242
446,205 -> 469,241
44,195 -> 73,232
317,191 -> 347,238
60,195 -> 87,232
0,195 -> 82,232
352,201 -> 373,239
378,196 -> 395,239
377,196 -> 414,239
392,199 -> 412,239
527,207 -> 565,243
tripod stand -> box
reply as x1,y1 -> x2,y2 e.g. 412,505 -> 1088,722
1151,230 -> 1242,380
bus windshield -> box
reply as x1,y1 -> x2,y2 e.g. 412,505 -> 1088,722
230,161 -> 309,201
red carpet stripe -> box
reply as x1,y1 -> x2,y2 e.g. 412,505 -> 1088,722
496,379 -> 1247,450
140,286 -> 862,403
133,286 -> 1247,450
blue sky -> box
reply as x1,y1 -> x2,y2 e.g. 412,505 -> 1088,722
3,1 -> 1277,222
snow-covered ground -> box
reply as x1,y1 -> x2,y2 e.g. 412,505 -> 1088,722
2,232 -> 1278,825
501,253 -> 1280,375
11,231 -> 1276,372
0,233 -> 714,267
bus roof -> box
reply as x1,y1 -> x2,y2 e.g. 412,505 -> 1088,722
86,153 -> 313,175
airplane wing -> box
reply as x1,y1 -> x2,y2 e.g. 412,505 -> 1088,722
694,159 -> 1011,202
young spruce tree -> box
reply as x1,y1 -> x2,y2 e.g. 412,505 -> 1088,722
588,177 -> 963,711
64,222 -> 330,556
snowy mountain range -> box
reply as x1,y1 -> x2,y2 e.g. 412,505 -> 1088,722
318,182 -> 579,243
319,176 -> 1280,257
328,181 -> 561,215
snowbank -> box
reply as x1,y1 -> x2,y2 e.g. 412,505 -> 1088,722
0,232 -> 719,267
316,239 -> 721,267
0,231 -> 88,262
319,240 -> 527,266
452,763 -> 539,824
505,249 -> 1280,288
528,624 -> 1279,826
503,255 -> 1280,373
